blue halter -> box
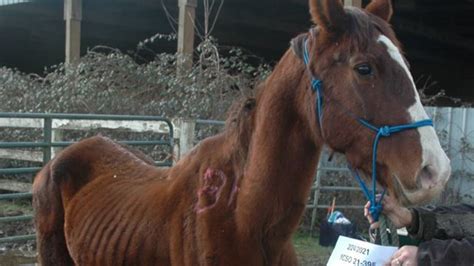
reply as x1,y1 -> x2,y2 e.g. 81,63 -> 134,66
302,38 -> 434,222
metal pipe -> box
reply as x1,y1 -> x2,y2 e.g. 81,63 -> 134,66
0,192 -> 32,200
0,167 -> 41,175
0,234 -> 36,243
0,215 -> 33,223
0,112 -> 170,122
43,117 -> 52,163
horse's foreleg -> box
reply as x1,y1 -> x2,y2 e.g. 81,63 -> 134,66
278,241 -> 298,266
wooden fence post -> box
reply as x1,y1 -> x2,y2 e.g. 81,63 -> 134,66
177,0 -> 197,72
64,0 -> 82,64
52,129 -> 64,159
172,118 -> 196,161
344,0 -> 362,8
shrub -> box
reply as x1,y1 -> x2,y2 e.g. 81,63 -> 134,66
0,36 -> 271,120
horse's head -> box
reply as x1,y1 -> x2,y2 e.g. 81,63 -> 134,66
300,0 -> 450,205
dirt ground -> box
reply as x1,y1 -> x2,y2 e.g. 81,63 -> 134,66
0,199 -> 36,254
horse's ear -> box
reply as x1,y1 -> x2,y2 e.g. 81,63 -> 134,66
365,0 -> 393,22
309,0 -> 348,37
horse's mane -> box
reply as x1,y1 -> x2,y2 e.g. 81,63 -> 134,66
222,96 -> 257,170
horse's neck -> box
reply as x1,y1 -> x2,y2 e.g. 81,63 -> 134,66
235,51 -> 323,239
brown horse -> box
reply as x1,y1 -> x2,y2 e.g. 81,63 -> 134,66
33,0 -> 451,265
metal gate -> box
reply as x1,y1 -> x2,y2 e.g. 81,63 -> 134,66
0,112 -> 174,244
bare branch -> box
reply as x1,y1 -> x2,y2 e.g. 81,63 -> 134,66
209,0 -> 225,36
161,0 -> 178,33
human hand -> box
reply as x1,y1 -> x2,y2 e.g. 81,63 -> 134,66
364,195 -> 413,229
385,246 -> 418,266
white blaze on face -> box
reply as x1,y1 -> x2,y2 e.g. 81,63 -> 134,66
377,35 -> 451,193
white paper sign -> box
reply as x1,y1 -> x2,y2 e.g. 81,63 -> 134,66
327,236 -> 398,266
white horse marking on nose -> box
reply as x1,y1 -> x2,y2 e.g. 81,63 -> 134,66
377,35 -> 451,187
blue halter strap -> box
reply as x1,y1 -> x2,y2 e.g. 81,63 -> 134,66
303,39 -> 324,131
302,37 -> 434,222
349,119 -> 433,221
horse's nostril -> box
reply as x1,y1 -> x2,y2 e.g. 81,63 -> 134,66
418,165 -> 438,189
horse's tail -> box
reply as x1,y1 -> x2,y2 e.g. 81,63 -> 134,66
33,137 -> 103,265
32,159 -> 75,266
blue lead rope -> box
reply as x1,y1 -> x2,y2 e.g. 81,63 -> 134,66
302,36 -> 435,222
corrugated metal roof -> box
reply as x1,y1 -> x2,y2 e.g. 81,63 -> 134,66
0,0 -> 32,6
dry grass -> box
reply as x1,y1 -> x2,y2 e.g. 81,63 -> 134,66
293,231 -> 333,266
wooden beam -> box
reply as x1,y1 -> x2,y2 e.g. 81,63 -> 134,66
344,0 -> 361,8
177,0 -> 197,71
64,0 -> 82,64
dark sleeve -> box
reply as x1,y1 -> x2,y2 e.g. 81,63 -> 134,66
417,237 -> 474,266
406,204 -> 474,241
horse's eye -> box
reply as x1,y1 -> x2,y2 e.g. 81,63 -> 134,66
355,64 -> 373,76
